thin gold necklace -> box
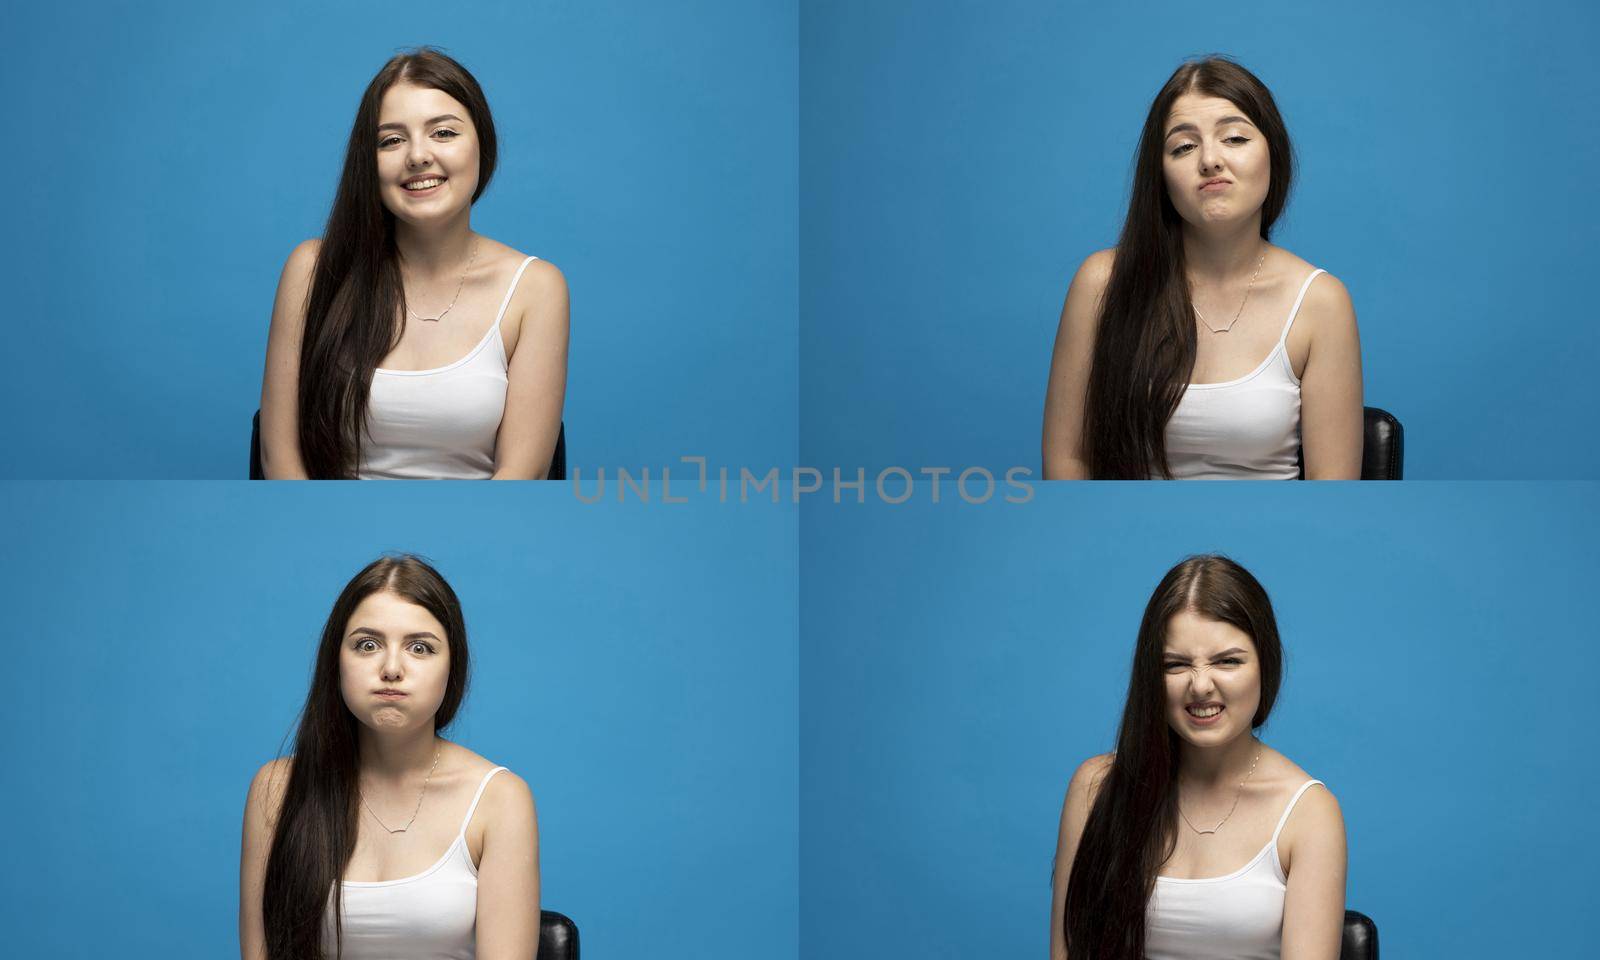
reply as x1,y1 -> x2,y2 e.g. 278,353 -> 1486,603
360,741 -> 443,834
1192,248 -> 1266,335
1177,743 -> 1261,836
403,238 -> 479,323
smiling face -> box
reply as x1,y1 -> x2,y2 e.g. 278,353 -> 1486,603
338,590 -> 451,733
1161,608 -> 1262,749
375,82 -> 481,224
1160,92 -> 1271,231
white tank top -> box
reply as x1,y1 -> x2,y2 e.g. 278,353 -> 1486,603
1145,778 -> 1325,960
322,765 -> 507,960
1160,268 -> 1325,480
358,257 -> 539,480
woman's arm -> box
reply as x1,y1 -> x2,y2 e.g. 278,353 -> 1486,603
239,758 -> 291,960
259,239 -> 321,479
1297,274 -> 1363,479
1049,753 -> 1112,960
1279,783 -> 1348,960
493,260 -> 569,480
1042,250 -> 1113,480
474,771 -> 542,959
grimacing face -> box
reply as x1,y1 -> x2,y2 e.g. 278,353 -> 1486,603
1160,92 -> 1270,231
339,590 -> 451,733
1161,609 -> 1262,749
375,81 -> 481,225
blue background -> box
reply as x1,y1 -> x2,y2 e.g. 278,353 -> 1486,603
2,483 -> 797,959
4,0 -> 796,478
801,482 -> 1598,957
800,0 -> 1600,479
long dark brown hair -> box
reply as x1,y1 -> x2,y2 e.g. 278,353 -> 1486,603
261,554 -> 472,960
1061,554 -> 1284,959
1082,56 -> 1295,478
297,48 -> 499,477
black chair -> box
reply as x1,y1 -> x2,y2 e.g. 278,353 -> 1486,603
1342,909 -> 1378,960
1297,406 -> 1403,480
250,411 -> 566,480
540,909 -> 580,960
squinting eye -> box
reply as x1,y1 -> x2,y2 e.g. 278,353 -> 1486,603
1169,136 -> 1248,156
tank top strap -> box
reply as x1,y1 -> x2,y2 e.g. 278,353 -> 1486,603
1276,267 -> 1326,346
1269,778 -> 1324,847
457,766 -> 509,839
488,256 -> 540,333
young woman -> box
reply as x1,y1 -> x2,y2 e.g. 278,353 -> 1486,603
238,555 -> 540,959
1042,56 -> 1363,479
1049,555 -> 1347,959
260,48 -> 569,479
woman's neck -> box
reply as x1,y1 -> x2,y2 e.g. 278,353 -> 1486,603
395,213 -> 476,282
1181,216 -> 1267,286
357,725 -> 443,787
1177,731 -> 1259,790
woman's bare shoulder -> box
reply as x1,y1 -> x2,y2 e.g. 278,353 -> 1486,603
1067,752 -> 1115,800
1074,247 -> 1117,289
247,756 -> 296,828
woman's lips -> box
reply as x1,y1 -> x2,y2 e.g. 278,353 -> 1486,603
1200,180 -> 1231,192
375,692 -> 408,700
401,178 -> 446,198
1185,703 -> 1224,726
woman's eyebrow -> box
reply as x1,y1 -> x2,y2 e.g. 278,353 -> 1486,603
1165,115 -> 1255,139
1162,646 -> 1249,660
346,627 -> 441,641
377,113 -> 463,132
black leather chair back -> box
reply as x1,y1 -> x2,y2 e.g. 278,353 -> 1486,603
548,421 -> 567,481
1359,407 -> 1402,480
1341,909 -> 1377,959
1298,406 -> 1403,480
540,909 -> 579,960
250,411 -> 264,480
251,411 -> 566,480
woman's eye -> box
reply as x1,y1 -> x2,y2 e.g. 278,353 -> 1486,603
411,642 -> 432,654
1163,663 -> 1186,671
1169,136 -> 1248,156
378,130 -> 457,148
356,639 -> 377,651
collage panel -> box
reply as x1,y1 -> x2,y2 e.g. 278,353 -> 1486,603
6,0 -> 796,479
5,483 -> 797,959
801,483 -> 1597,957
801,0 -> 1597,480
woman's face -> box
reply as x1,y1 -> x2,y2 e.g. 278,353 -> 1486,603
1160,92 -> 1271,232
375,82 -> 481,226
1161,609 -> 1262,749
339,590 -> 451,734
